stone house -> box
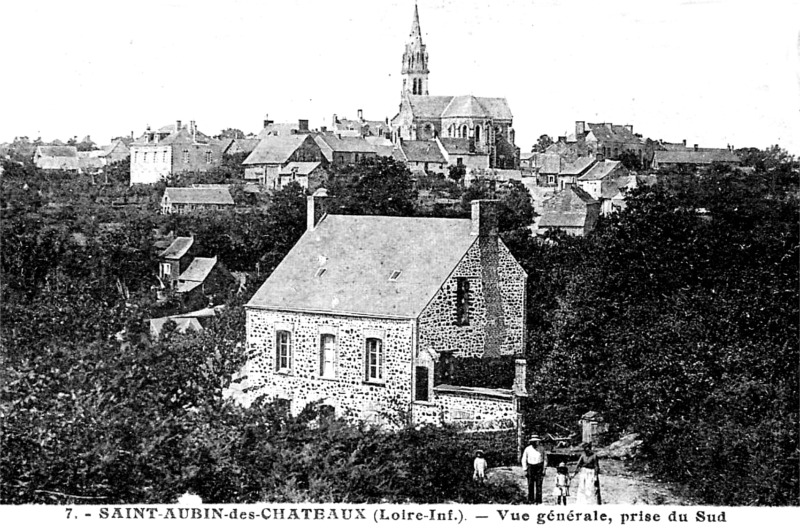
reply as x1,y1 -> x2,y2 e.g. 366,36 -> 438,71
101,139 -> 131,164
532,153 -> 562,186
651,145 -> 741,171
435,137 -> 490,173
158,236 -> 198,287
575,121 -> 645,163
242,134 -> 325,188
576,159 -> 628,201
332,110 -> 390,138
33,146 -> 80,171
245,198 -> 528,428
160,187 -> 235,214
129,121 -> 224,185
556,155 -> 595,190
538,186 -> 600,237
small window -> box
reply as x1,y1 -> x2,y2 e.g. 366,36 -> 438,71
456,278 -> 470,326
415,366 -> 430,402
134,151 -> 138,163
315,268 -> 327,278
160,262 -> 172,278
182,149 -> 190,164
205,150 -> 212,164
143,151 -> 148,163
275,331 -> 292,373
320,334 -> 336,378
365,338 -> 384,383
389,270 -> 402,281
162,150 -> 167,163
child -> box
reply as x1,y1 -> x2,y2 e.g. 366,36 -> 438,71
473,450 -> 487,484
554,462 -> 571,505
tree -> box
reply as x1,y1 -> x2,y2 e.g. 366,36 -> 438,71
617,149 -> 642,171
217,128 -> 245,140
534,134 -> 553,153
448,164 -> 466,183
326,157 -> 417,217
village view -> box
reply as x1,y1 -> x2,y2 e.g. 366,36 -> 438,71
1,3 -> 798,509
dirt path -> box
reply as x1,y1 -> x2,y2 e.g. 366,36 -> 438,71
486,459 -> 694,505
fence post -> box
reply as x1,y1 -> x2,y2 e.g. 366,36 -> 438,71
513,359 -> 529,458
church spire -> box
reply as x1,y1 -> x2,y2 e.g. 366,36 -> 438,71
401,3 -> 429,96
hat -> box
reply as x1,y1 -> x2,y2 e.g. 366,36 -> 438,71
528,435 -> 541,443
475,449 -> 485,456
558,462 -> 566,468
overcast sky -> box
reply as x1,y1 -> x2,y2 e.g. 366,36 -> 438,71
2,0 -> 798,153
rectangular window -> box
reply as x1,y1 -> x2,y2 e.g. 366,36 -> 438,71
415,366 -> 429,401
365,338 -> 384,383
456,277 -> 470,326
133,151 -> 138,163
275,331 -> 292,373
160,262 -> 172,278
162,150 -> 167,163
320,334 -> 336,378
182,149 -> 190,164
205,150 -> 212,164
143,151 -> 148,163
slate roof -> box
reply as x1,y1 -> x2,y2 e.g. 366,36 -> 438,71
176,257 -> 218,292
578,160 -> 623,181
404,94 -> 513,121
247,215 -> 480,318
439,138 -> 473,155
396,140 -> 447,163
244,134 -> 312,165
534,153 -> 562,174
160,236 -> 194,259
149,316 -> 203,337
132,126 -> 214,146
163,187 -> 234,205
586,123 -> 641,144
316,135 -> 380,153
280,162 -> 323,175
654,149 -> 740,164
257,123 -> 303,138
538,186 -> 598,229
37,146 -> 78,157
222,138 -> 260,154
559,156 -> 596,176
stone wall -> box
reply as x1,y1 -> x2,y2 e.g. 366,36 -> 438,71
417,238 -> 526,359
411,386 -> 516,430
246,308 -> 415,425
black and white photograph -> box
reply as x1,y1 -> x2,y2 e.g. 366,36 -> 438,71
1,0 -> 798,522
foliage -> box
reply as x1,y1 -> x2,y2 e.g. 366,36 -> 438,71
446,357 -> 517,389
448,163 -> 466,182
534,134 -> 553,153
523,155 -> 799,505
325,157 -> 417,216
460,178 -> 536,233
617,149 -> 642,171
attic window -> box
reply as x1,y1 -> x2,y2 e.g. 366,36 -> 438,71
315,268 -> 327,278
389,270 -> 402,281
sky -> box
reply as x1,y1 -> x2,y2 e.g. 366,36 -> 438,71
1,0 -> 798,153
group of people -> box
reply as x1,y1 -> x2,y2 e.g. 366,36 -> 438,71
472,435 -> 603,505
521,435 -> 602,505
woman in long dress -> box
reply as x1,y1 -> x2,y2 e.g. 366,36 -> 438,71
573,442 -> 602,504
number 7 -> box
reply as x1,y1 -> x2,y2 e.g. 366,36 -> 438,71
66,508 -> 72,519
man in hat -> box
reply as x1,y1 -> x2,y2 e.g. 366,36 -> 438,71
521,435 -> 547,504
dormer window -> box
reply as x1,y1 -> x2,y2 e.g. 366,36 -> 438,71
315,268 -> 327,278
389,270 -> 402,281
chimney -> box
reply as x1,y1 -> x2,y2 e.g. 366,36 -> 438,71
320,126 -> 327,133
176,120 -> 182,131
190,120 -> 196,140
298,119 -> 309,131
558,135 -> 567,144
575,120 -> 586,138
682,139 -> 687,147
306,188 -> 330,231
513,359 -> 528,396
332,114 -> 338,125
357,109 -> 363,121
470,200 -> 499,237
694,144 -> 699,152
263,114 -> 274,128
596,152 -> 604,162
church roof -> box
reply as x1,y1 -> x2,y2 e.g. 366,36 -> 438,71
405,94 -> 513,121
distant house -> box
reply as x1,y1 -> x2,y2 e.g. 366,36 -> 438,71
557,156 -> 595,190
576,159 -> 628,201
101,139 -> 131,164
332,110 -> 390,138
221,138 -> 260,157
158,236 -> 197,287
278,162 -> 327,192
257,117 -> 310,139
242,134 -> 325,188
149,305 -> 224,339
575,121 -> 645,163
651,146 -> 741,171
175,256 -> 235,310
77,150 -> 107,172
130,120 -> 224,185
161,187 -> 235,214
538,186 -> 600,236
245,198 -> 528,428
314,135 -> 381,165
33,146 -> 80,171
435,137 -> 490,172
393,139 -> 448,175
532,153 -> 562,186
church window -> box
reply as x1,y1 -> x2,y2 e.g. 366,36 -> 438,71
460,125 -> 468,138
475,125 -> 481,143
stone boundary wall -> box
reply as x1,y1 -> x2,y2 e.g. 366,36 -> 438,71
411,386 -> 517,430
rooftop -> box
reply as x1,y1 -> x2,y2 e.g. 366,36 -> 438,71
163,187 -> 234,205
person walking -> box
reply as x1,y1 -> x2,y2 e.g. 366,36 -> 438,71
521,435 -> 547,504
573,442 -> 602,504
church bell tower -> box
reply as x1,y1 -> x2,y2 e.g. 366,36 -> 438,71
401,3 -> 429,96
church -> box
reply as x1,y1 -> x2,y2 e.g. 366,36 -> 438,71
390,4 -> 520,170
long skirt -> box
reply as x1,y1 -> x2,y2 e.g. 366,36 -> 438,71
575,468 -> 601,505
